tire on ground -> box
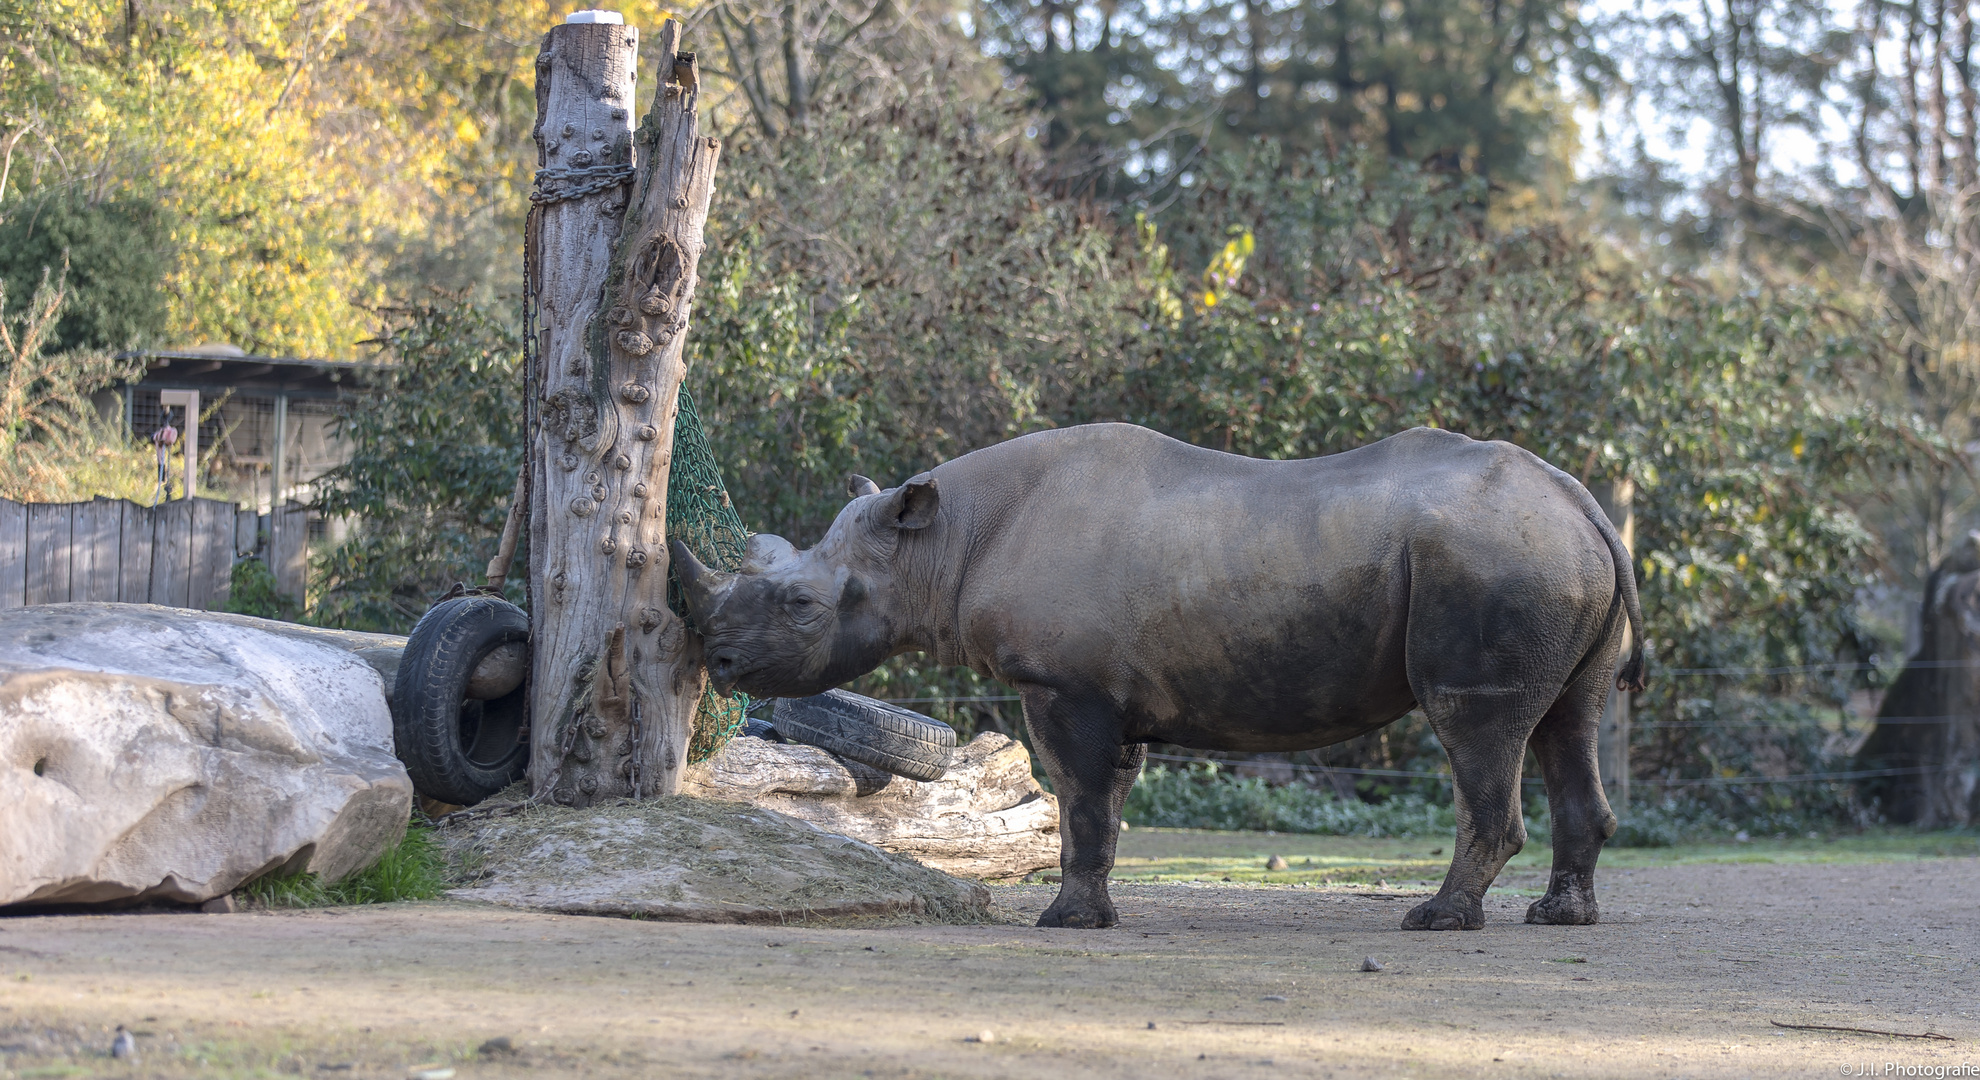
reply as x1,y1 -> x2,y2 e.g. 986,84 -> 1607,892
392,595 -> 531,805
771,689 -> 956,782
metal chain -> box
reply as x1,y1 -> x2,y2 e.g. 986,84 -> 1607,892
629,695 -> 645,798
530,162 -> 636,205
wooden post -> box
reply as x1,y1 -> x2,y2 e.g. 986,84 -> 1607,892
1595,478 -> 1635,811
159,390 -> 199,499
526,15 -> 721,805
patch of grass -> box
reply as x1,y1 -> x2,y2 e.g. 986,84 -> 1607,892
242,826 -> 447,908
1107,825 -> 1980,885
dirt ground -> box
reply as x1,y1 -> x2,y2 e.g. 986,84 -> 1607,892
1,829 -> 1975,1079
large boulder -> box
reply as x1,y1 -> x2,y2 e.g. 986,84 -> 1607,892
0,603 -> 413,907
682,731 -> 1059,879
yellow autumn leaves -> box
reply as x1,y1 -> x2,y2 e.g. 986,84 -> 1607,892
2,1 -> 687,359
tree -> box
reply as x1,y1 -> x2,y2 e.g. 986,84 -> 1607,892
1822,0 -> 1980,587
0,193 -> 167,352
0,1 -> 676,357
689,81 -> 1143,542
971,0 -> 1192,194
1602,0 -> 1847,262
979,0 -> 1599,192
695,0 -> 986,139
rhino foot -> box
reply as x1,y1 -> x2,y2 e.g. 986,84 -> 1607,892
1525,876 -> 1599,925
1402,895 -> 1484,931
1038,894 -> 1117,929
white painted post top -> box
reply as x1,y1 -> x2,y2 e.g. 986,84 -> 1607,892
565,9 -> 623,23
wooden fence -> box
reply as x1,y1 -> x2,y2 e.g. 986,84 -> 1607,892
0,496 -> 295,612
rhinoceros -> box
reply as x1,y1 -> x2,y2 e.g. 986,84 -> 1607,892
672,423 -> 1645,931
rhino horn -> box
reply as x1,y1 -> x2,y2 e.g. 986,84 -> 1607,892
670,540 -> 735,624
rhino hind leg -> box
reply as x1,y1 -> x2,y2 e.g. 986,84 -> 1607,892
1404,690 -> 1552,931
1523,654 -> 1620,927
1022,686 -> 1143,929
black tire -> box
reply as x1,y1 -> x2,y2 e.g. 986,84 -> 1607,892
771,689 -> 956,781
392,595 -> 531,805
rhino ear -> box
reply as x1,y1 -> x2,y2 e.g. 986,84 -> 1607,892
847,473 -> 881,498
885,474 -> 939,530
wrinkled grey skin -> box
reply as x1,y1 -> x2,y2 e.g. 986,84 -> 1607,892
673,423 -> 1646,932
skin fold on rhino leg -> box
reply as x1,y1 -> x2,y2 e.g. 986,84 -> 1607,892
1020,684 -> 1145,929
1524,651 -> 1621,926
1404,691 -> 1552,931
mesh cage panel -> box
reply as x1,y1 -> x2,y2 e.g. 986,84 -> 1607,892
664,387 -> 753,761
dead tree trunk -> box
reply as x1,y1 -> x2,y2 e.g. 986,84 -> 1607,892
1857,532 -> 1980,827
526,18 -> 721,805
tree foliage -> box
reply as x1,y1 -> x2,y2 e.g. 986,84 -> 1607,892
0,193 -> 167,352
0,0 -> 681,356
978,0 -> 1601,193
311,298 -> 523,631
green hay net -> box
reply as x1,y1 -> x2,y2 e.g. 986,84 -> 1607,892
664,388 -> 754,762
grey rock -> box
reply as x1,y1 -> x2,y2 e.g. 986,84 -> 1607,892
1360,956 -> 1384,972
1,603 -> 412,907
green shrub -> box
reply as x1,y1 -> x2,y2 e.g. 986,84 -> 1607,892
222,558 -> 298,621
1124,762 -> 1466,837
241,826 -> 447,908
1609,795 -> 1863,847
310,300 -> 525,632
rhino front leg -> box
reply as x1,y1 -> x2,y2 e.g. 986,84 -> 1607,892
1020,684 -> 1143,929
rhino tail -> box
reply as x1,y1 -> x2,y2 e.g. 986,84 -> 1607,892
1544,462 -> 1648,693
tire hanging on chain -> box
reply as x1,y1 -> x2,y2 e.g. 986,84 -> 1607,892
391,595 -> 532,805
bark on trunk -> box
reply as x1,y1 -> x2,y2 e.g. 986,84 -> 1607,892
1857,531 -> 1980,827
527,19 -> 721,805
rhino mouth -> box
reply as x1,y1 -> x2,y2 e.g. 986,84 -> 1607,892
704,646 -> 754,696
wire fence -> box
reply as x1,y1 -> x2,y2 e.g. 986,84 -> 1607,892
1140,752 -> 1966,788
871,656 -> 1976,791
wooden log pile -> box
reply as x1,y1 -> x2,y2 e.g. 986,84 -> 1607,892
682,732 -> 1060,879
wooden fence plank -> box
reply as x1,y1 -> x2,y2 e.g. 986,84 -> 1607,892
72,499 -> 123,602
0,499 -> 25,608
271,502 -> 307,602
235,509 -> 259,558
24,502 -> 74,605
118,501 -> 155,603
149,500 -> 194,609
189,498 -> 232,610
